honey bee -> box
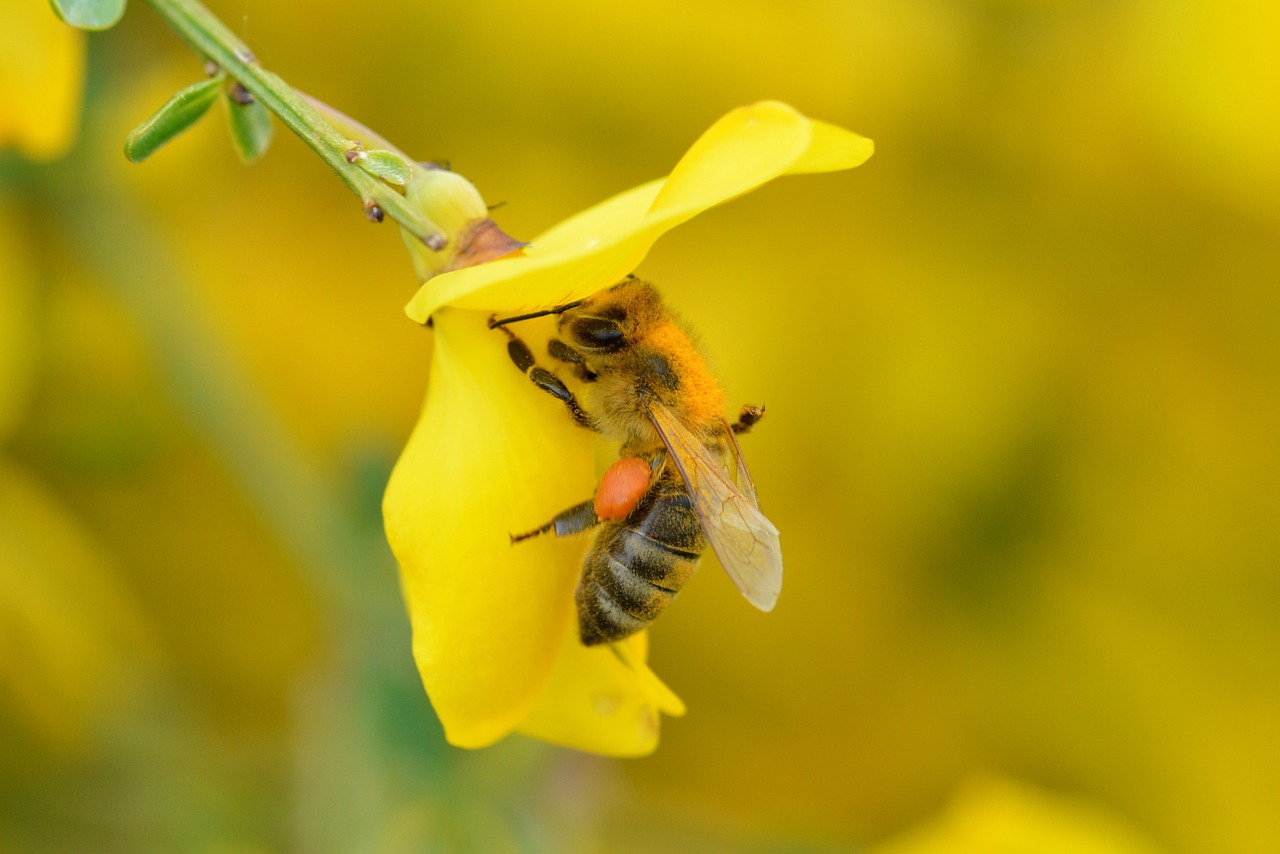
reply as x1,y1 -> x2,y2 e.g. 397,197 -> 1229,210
490,278 -> 783,645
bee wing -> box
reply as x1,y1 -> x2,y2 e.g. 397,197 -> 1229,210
648,402 -> 783,612
721,418 -> 759,508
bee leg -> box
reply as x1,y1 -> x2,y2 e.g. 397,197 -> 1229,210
510,500 -> 600,544
730,403 -> 766,434
492,323 -> 599,431
548,337 -> 597,383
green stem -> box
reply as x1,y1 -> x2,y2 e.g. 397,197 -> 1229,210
143,0 -> 447,249
299,93 -> 409,162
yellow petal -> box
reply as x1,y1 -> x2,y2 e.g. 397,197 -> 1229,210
404,102 -> 873,321
787,117 -> 876,175
871,776 -> 1165,854
405,180 -> 666,320
649,101 -> 872,212
383,309 -> 598,747
0,5 -> 85,161
646,100 -> 814,217
517,627 -> 685,757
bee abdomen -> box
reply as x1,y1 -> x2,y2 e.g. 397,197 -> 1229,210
576,538 -> 702,647
614,528 -> 698,592
574,472 -> 706,645
576,578 -> 648,646
604,550 -> 675,619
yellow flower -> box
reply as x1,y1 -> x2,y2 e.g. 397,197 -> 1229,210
0,3 -> 85,161
384,102 -> 873,756
869,776 -> 1165,854
0,200 -> 152,750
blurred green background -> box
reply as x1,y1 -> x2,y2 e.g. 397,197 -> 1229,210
3,0 -> 1279,851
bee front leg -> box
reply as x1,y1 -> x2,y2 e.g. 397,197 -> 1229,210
548,338 -> 597,383
491,321 -> 598,431
510,500 -> 600,544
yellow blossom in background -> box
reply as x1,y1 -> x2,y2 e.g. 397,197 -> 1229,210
0,1 -> 85,160
0,201 -> 151,750
0,200 -> 38,439
0,0 -> 150,763
383,102 -> 873,755
0,460 -> 153,750
871,776 -> 1166,854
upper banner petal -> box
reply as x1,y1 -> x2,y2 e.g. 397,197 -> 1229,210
405,181 -> 666,321
645,100 -> 813,219
786,117 -> 876,175
404,102 -> 873,323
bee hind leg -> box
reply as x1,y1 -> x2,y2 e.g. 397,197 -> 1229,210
730,404 -> 766,434
491,320 -> 598,431
510,500 -> 599,544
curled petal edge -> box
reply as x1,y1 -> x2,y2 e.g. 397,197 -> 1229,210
404,102 -> 873,322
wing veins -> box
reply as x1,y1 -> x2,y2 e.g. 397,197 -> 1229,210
648,402 -> 782,611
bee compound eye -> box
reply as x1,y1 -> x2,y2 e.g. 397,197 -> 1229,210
572,317 -> 625,350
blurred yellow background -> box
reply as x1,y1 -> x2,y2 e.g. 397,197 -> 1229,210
3,0 -> 1279,851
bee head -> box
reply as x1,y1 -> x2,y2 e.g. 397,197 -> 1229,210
560,279 -> 664,354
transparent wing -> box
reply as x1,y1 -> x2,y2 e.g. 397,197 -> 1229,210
722,418 -> 759,507
648,402 -> 783,611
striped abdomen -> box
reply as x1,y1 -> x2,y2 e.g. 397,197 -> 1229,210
575,468 -> 705,645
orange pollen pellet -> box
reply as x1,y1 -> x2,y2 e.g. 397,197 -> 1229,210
594,457 -> 652,521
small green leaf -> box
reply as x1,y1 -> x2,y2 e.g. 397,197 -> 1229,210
123,78 -> 221,163
49,0 -> 127,31
357,150 -> 412,189
224,94 -> 274,164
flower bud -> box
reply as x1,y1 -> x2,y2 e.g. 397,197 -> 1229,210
399,166 -> 525,283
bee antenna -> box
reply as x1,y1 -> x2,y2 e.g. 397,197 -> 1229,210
489,300 -> 586,329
